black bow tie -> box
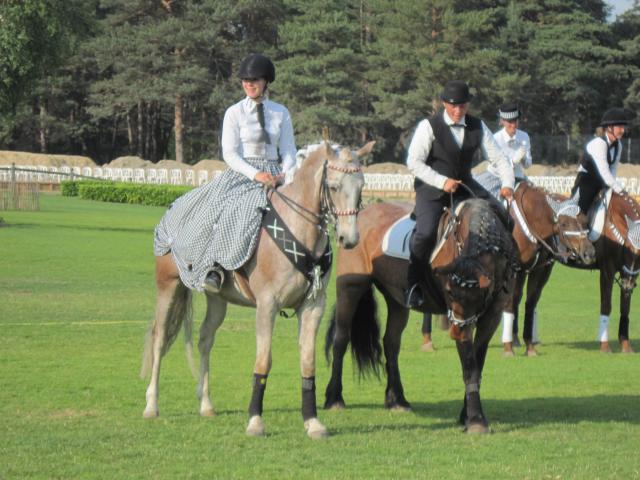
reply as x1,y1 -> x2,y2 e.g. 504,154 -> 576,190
609,140 -> 619,149
451,123 -> 465,128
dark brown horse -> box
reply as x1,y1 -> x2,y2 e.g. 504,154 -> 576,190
324,198 -> 516,433
502,182 -> 596,356
524,189 -> 640,354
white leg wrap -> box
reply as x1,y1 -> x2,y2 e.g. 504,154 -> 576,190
598,315 -> 609,342
501,312 -> 515,343
532,310 -> 540,343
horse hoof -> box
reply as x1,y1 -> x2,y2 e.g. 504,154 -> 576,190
304,418 -> 329,439
525,349 -> 538,357
600,342 -> 612,354
325,401 -> 346,411
465,423 -> 491,434
502,349 -> 515,358
200,408 -> 216,417
620,340 -> 634,354
143,409 -> 159,419
421,341 -> 435,352
388,404 -> 412,412
246,415 -> 266,437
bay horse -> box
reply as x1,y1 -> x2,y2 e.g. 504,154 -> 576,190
141,140 -> 373,439
502,182 -> 596,356
532,189 -> 640,354
324,198 -> 517,433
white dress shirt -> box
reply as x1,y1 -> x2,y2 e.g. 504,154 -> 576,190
492,128 -> 532,179
221,96 -> 297,180
578,135 -> 624,193
406,110 -> 514,190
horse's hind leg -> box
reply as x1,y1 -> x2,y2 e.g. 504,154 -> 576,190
298,295 -> 330,439
325,275 -> 372,410
522,264 -> 553,356
618,288 -> 634,353
142,255 -> 186,418
381,292 -> 411,410
197,294 -> 227,416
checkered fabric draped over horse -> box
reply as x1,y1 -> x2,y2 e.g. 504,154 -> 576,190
154,158 -> 281,291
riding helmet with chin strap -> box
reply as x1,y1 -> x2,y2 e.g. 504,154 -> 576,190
600,107 -> 630,127
238,53 -> 276,83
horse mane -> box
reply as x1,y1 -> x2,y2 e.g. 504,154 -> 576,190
464,200 -> 515,262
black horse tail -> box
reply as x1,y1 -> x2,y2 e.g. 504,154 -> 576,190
324,284 -> 383,378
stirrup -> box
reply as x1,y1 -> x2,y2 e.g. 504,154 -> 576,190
404,283 -> 424,309
203,267 -> 225,294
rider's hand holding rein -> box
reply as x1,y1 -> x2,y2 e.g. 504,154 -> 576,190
444,178 -> 462,193
500,186 -> 514,204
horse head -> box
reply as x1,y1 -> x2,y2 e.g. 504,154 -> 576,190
435,256 -> 493,332
546,195 -> 596,265
322,141 -> 373,249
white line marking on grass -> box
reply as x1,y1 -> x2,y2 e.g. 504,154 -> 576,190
1,320 -> 147,326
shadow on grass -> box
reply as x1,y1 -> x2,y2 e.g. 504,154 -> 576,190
554,340 -> 636,353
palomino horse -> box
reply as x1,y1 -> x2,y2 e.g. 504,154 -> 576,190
545,189 -> 640,354
141,140 -> 373,439
324,198 -> 517,433
502,182 -> 596,356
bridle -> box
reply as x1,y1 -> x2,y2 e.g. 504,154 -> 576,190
269,158 -> 363,234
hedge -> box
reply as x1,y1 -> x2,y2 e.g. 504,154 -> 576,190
61,180 -> 192,207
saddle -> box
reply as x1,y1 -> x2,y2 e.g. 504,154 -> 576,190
381,201 -> 469,314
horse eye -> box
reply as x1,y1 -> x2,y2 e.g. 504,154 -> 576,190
330,184 -> 340,192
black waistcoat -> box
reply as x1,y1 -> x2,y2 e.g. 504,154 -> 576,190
414,110 -> 483,200
579,136 -> 618,187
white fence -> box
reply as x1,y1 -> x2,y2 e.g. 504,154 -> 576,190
2,165 -> 640,196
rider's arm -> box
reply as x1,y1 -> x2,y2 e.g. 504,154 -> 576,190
406,119 -> 448,189
481,121 -> 514,189
221,103 -> 260,180
586,138 -> 624,193
277,107 -> 297,174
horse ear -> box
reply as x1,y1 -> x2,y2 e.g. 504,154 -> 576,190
356,141 -> 376,158
478,274 -> 491,289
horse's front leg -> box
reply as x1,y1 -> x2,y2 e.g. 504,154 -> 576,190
246,301 -> 277,437
455,334 -> 489,434
599,266 -> 615,353
197,295 -> 227,416
298,294 -> 330,439
502,270 -> 526,356
618,286 -> 634,353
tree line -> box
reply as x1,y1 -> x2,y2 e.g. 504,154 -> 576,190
1,0 -> 639,166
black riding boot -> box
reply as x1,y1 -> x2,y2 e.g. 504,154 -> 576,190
203,265 -> 225,293
405,254 -> 424,309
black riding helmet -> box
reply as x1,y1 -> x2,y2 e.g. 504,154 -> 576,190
238,54 -> 275,83
600,107 -> 630,127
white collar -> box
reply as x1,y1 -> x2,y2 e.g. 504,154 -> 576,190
243,96 -> 269,113
443,110 -> 466,127
500,128 -> 517,141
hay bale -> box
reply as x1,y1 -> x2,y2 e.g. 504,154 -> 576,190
106,156 -> 154,169
0,150 -> 96,167
363,162 -> 409,174
192,159 -> 227,171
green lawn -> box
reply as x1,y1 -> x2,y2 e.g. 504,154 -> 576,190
1,194 -> 638,479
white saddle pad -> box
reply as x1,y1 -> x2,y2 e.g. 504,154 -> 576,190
381,202 -> 467,261
381,214 -> 414,260
588,189 -> 612,242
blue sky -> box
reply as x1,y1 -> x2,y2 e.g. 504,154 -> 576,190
606,0 -> 635,18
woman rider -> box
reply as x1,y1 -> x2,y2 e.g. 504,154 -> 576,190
154,53 -> 297,293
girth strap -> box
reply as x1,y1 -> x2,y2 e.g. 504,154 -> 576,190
262,201 -> 332,285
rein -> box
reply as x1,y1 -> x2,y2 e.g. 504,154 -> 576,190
515,184 -> 578,262
269,159 -> 363,232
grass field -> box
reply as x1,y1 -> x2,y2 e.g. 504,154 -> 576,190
1,194 -> 639,479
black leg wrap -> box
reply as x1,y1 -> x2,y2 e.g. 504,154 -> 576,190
248,373 -> 268,418
301,376 -> 317,421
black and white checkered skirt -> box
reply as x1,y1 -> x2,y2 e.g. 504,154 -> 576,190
154,158 -> 281,291
473,170 -> 502,199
